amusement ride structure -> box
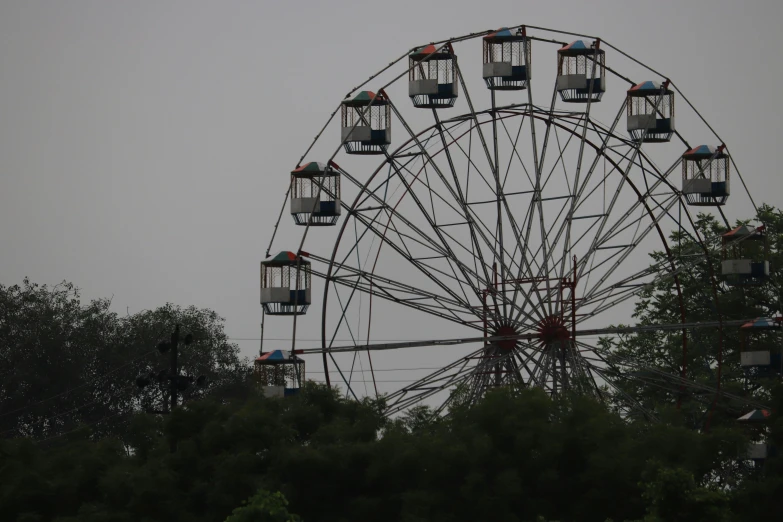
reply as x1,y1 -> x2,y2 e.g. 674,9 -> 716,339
256,25 -> 779,430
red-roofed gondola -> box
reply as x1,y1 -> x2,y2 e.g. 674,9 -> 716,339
681,145 -> 730,206
409,44 -> 458,108
341,91 -> 391,154
260,252 -> 311,315
626,81 -> 675,143
290,161 -> 341,226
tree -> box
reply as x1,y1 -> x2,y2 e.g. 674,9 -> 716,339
0,382 -> 759,522
224,490 -> 301,522
0,278 -> 251,440
609,205 -> 783,427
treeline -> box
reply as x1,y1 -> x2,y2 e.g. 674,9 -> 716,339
1,383 -> 781,522
0,279 -> 252,440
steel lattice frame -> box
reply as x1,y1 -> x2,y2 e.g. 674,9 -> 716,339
263,25 -> 768,420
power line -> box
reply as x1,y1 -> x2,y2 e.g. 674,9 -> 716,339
230,335 -> 612,342
309,378 -> 427,384
308,366 -> 444,374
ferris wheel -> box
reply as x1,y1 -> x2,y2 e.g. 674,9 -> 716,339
259,25 -> 772,420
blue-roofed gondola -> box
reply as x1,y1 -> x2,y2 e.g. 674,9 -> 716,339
260,251 -> 311,315
482,27 -> 531,90
556,40 -> 605,102
626,81 -> 675,143
255,349 -> 305,398
681,145 -> 730,206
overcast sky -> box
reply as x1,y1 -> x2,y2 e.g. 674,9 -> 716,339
1,0 -> 782,393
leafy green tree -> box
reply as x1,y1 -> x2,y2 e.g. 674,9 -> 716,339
224,490 -> 301,522
610,205 -> 783,426
640,465 -> 733,522
0,278 -> 251,440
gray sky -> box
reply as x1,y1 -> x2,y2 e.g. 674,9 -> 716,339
2,0 -> 782,397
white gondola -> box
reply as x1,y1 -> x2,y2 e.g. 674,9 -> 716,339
681,145 -> 730,206
721,225 -> 770,287
482,27 -> 531,90
739,317 -> 781,371
260,252 -> 311,315
409,44 -> 458,108
255,349 -> 305,398
626,81 -> 675,143
290,162 -> 341,226
341,90 -> 391,155
556,40 -> 605,103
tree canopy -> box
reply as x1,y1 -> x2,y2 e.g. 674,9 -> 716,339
0,279 -> 251,440
0,381 -> 779,522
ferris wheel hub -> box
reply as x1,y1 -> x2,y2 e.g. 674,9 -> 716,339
492,324 -> 519,352
537,315 -> 571,344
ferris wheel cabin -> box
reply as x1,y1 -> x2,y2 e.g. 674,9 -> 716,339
290,162 -> 341,226
341,91 -> 391,155
255,350 -> 305,398
740,317 -> 782,372
409,45 -> 458,108
556,40 -> 605,103
720,225 -> 770,287
627,81 -> 675,143
260,252 -> 311,315
681,145 -> 730,206
482,28 -> 531,90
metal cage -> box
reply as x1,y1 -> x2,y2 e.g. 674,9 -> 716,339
255,350 -> 305,398
557,40 -> 605,103
341,91 -> 391,155
290,162 -> 341,226
721,225 -> 770,287
260,252 -> 311,315
681,145 -> 730,206
409,44 -> 458,108
482,28 -> 531,90
739,318 -> 782,374
626,81 -> 675,143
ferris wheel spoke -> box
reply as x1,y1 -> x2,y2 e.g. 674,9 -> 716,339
552,47 -> 605,299
382,128 -> 546,328
329,282 -> 373,397
335,161 -> 499,313
487,111 -> 554,324
383,346 -> 487,416
532,104 -> 626,283
574,340 -> 661,419
577,339 -> 768,413
316,256 -> 481,329
386,99 -> 518,305
577,193 -> 685,313
431,109 -> 504,309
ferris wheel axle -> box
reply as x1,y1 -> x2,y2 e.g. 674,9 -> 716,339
295,318 -> 752,356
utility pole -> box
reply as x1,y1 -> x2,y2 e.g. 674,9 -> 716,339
169,324 -> 180,414
135,323 -> 204,453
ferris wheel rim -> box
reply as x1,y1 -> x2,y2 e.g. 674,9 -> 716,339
316,107 -> 722,408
